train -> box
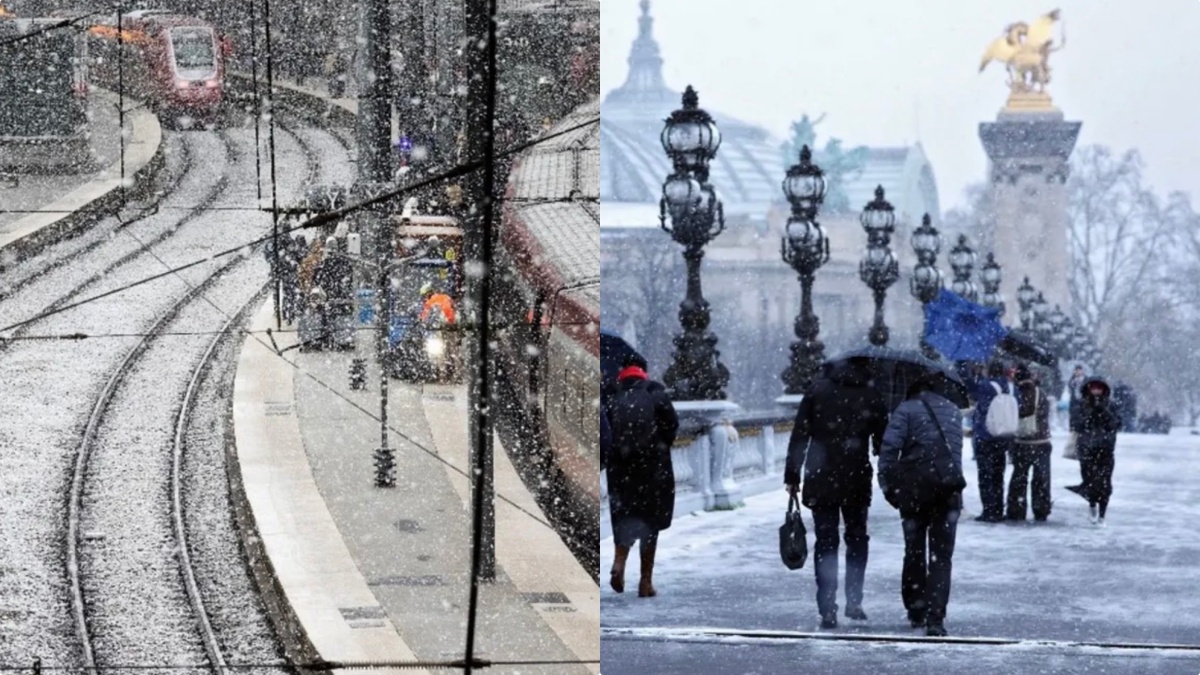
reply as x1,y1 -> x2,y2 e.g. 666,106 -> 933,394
87,10 -> 227,127
492,98 -> 600,571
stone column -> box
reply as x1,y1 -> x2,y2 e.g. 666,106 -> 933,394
978,109 -> 1081,312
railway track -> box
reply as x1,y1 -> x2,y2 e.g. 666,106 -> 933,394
0,113 -> 350,666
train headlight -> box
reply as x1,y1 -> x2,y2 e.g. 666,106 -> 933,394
175,80 -> 190,89
204,79 -> 219,88
425,335 -> 446,358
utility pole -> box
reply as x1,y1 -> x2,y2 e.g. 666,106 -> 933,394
355,0 -> 395,487
463,0 -> 497,587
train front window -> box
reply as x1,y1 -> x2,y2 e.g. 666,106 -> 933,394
393,260 -> 455,315
170,28 -> 214,69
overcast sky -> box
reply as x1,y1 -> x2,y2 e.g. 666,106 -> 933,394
600,0 -> 1200,211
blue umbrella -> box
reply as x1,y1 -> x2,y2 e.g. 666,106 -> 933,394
924,289 -> 1008,362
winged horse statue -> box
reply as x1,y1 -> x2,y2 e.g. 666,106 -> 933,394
979,9 -> 1066,96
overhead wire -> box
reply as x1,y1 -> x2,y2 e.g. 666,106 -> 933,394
0,118 -> 597,337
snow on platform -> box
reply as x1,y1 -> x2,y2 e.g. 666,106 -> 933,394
601,431 -> 1200,672
233,300 -> 598,673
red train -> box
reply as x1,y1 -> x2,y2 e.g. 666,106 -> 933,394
88,10 -> 227,127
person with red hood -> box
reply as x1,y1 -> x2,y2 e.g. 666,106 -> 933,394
605,354 -> 679,598
1068,376 -> 1122,525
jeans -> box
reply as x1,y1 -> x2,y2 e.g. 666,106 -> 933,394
974,438 -> 1011,519
900,508 -> 960,622
810,505 -> 870,617
1007,442 -> 1052,520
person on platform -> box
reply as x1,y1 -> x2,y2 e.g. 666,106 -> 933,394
605,355 -> 679,598
1008,364 -> 1053,522
784,357 -> 889,628
418,283 -> 456,325
877,374 -> 965,637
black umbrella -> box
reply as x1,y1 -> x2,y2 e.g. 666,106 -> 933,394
824,345 -> 970,411
997,329 -> 1058,368
600,328 -> 644,393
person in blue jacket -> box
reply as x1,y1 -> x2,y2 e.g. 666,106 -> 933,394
965,360 -> 1016,522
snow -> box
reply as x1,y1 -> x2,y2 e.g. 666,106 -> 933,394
0,121 -> 348,666
601,431 -> 1200,671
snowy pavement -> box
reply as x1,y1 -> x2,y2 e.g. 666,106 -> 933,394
600,431 -> 1200,673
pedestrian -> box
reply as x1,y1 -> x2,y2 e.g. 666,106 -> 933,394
966,360 -> 1018,522
1007,364 -> 1052,522
1068,377 -> 1122,525
784,357 -> 889,628
877,374 -> 966,637
1067,364 -> 1087,431
605,354 -> 679,598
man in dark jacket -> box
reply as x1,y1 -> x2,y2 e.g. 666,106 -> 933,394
877,376 -> 965,637
605,355 -> 679,598
966,360 -> 1015,522
784,358 -> 889,628
1008,364 -> 1052,521
1070,377 -> 1122,525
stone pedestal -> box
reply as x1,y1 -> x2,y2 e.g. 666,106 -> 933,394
978,108 -> 1081,311
673,400 -> 742,509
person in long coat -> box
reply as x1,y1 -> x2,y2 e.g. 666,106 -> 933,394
605,355 -> 678,598
1008,364 -> 1053,521
1070,377 -> 1122,525
877,376 -> 964,637
784,358 -> 889,628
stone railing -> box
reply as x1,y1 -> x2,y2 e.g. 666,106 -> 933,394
600,406 -> 796,539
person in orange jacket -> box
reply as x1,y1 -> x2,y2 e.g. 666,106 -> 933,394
418,283 -> 456,324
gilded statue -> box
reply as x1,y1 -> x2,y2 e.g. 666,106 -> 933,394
979,9 -> 1065,108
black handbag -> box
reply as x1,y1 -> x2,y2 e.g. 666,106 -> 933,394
779,494 -> 808,570
883,400 -> 967,512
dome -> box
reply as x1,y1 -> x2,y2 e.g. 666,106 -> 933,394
600,1 -> 782,229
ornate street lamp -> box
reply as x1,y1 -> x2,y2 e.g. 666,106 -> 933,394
948,234 -> 979,303
1016,276 -> 1037,330
1031,291 -> 1051,341
1048,306 -> 1069,355
658,86 -> 729,401
859,186 -> 900,346
909,213 -> 943,358
979,252 -> 1005,318
779,145 -> 830,394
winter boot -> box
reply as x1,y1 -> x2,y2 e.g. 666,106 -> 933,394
1089,504 -> 1099,525
610,545 -> 630,594
637,543 -> 657,598
845,606 -> 868,621
820,614 -> 838,629
926,622 -> 948,637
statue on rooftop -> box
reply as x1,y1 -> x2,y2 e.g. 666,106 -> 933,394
979,9 -> 1066,110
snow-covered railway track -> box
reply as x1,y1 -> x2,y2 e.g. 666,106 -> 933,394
0,119 -> 349,666
66,254 -> 253,670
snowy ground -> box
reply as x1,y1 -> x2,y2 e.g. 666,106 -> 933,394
601,431 -> 1200,673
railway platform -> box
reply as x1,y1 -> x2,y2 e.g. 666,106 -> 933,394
233,301 -> 600,674
0,88 -> 161,253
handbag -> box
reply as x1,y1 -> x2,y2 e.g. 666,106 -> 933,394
779,493 -> 808,570
882,400 -> 967,512
1017,389 -> 1040,438
1063,432 -> 1079,460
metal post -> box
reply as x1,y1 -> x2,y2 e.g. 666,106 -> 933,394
373,240 -> 395,486
463,0 -> 498,593
263,0 -> 281,329
248,0 -> 262,202
116,2 -> 126,203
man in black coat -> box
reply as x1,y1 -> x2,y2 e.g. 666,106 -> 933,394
606,355 -> 679,598
784,358 -> 889,628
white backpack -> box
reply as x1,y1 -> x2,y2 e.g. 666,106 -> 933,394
985,381 -> 1020,437
1017,389 -> 1040,438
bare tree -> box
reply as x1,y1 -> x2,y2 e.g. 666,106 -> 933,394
600,235 -> 685,377
1066,146 -> 1176,334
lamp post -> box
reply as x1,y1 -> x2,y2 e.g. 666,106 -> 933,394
779,145 -> 830,395
979,252 -> 1005,318
658,86 -> 730,401
1031,292 -> 1050,340
1016,276 -> 1037,331
859,186 -> 900,346
1048,306 -> 1069,356
909,213 -> 943,359
948,234 -> 978,302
